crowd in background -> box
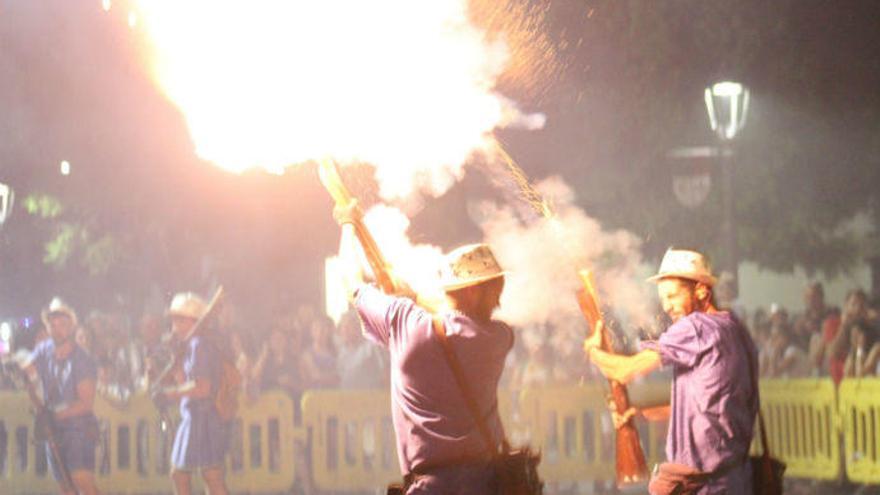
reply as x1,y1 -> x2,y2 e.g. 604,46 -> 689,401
0,281 -> 877,495
2,280 -> 878,401
751,283 -> 880,382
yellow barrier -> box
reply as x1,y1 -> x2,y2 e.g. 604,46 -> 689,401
0,391 -> 57,494
0,391 -> 295,494
839,378 -> 880,483
753,379 -> 840,480
301,388 -> 400,490
517,383 -> 666,483
10,378 -> 880,492
301,388 -> 517,491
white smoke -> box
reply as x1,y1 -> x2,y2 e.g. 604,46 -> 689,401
476,176 -> 655,335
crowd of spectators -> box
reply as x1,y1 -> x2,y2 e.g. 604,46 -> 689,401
0,281 -> 876,495
753,283 -> 880,383
3,280 -> 876,402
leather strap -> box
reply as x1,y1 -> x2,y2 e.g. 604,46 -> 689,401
738,316 -> 772,459
431,316 -> 503,457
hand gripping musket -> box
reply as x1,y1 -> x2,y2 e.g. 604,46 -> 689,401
151,286 -> 225,423
577,269 -> 649,486
318,159 -> 397,294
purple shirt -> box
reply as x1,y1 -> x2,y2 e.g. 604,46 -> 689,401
355,285 -> 513,476
641,311 -> 758,494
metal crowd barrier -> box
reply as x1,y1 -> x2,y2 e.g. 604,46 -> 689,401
754,379 -> 840,480
839,378 -> 880,484
0,391 -> 56,494
0,391 -> 295,495
301,388 -> 516,490
7,379 -> 880,492
301,388 -> 399,490
516,383 -> 666,483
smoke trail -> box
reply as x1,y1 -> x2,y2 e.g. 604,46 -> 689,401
476,176 -> 655,335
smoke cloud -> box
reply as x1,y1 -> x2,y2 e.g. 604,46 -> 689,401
476,176 -> 655,335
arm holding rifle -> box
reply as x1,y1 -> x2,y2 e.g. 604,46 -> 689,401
583,325 -> 668,426
333,198 -> 415,302
583,323 -> 662,385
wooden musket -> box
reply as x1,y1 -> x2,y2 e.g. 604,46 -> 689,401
151,286 -> 225,421
576,269 -> 648,486
318,159 -> 397,294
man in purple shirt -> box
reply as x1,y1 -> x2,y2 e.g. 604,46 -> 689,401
585,249 -> 758,494
338,226 -> 513,493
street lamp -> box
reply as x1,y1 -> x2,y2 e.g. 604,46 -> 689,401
705,81 -> 749,140
704,81 -> 749,297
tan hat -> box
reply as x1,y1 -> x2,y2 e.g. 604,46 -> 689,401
41,297 -> 78,326
167,292 -> 207,320
647,248 -> 718,287
440,243 -> 507,292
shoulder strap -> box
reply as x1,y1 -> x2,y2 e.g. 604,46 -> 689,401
431,316 -> 502,457
739,320 -> 771,459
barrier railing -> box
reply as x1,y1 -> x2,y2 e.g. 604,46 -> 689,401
517,383 -> 665,483
0,391 -> 295,495
301,388 -> 399,491
8,378 -> 880,492
301,388 -> 517,491
754,379 -> 840,480
839,378 -> 880,484
0,391 -> 56,494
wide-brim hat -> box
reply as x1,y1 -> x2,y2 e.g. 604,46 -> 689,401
646,248 -> 718,287
41,297 -> 78,327
440,243 -> 507,292
167,292 -> 207,320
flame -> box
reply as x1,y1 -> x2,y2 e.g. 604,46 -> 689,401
132,0 -> 534,199
325,204 -> 446,321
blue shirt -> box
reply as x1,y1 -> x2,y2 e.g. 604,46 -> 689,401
180,336 -> 222,416
32,339 -> 98,430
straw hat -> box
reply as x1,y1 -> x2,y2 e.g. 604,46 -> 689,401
440,243 -> 507,292
41,297 -> 78,326
646,248 -> 718,287
167,292 -> 207,320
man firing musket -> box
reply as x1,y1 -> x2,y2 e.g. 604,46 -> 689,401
584,249 -> 759,494
321,160 -> 540,495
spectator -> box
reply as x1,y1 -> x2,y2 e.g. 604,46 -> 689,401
843,319 -> 880,378
831,289 -> 880,378
131,314 -> 165,392
228,332 -> 252,396
794,282 -> 834,352
251,325 -> 300,397
336,310 -> 387,389
763,323 -> 810,378
300,313 -> 338,389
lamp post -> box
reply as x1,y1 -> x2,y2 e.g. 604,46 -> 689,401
704,81 -> 749,296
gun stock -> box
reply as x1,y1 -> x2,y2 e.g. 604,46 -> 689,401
318,159 -> 396,294
577,269 -> 649,486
